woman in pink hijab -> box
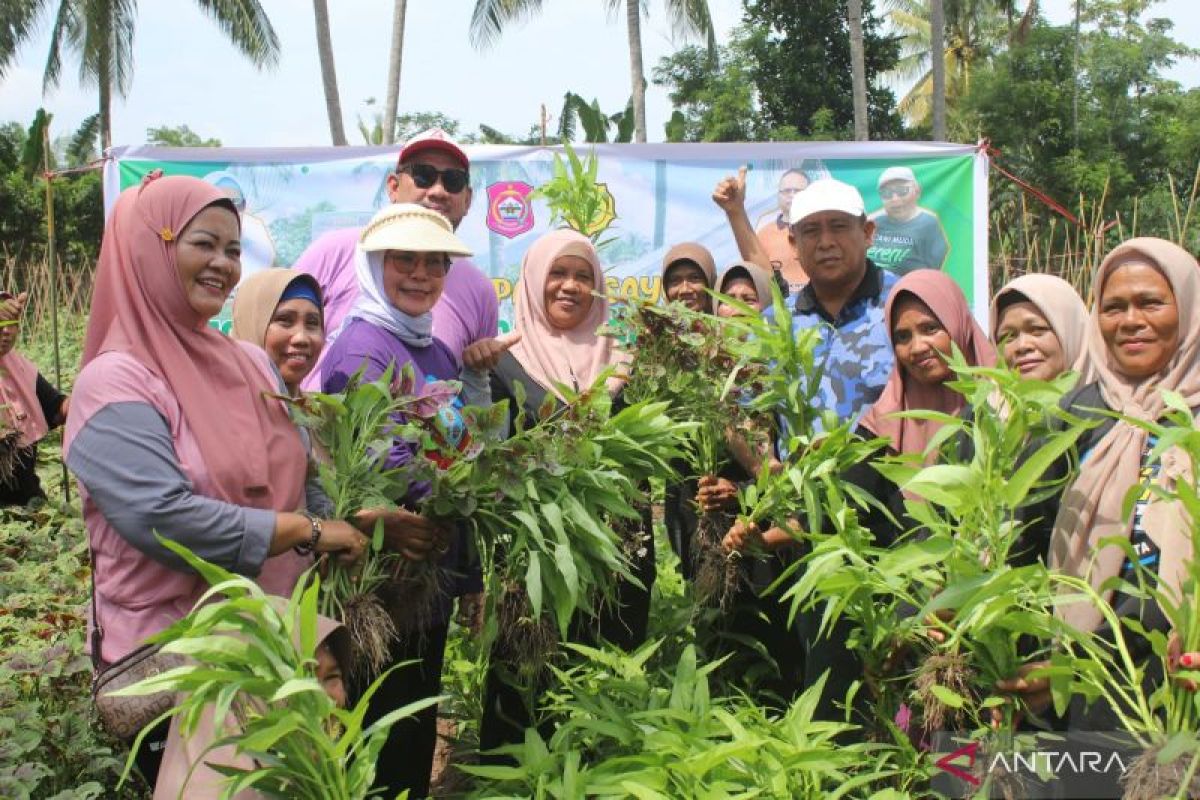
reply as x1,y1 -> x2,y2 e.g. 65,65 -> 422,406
0,291 -> 69,505
729,270 -> 996,552
480,228 -> 645,759
724,269 -> 996,723
64,174 -> 368,783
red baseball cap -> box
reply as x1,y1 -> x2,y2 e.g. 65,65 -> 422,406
398,128 -> 469,170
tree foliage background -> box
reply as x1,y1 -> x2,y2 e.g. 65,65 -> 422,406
651,0 -> 1200,259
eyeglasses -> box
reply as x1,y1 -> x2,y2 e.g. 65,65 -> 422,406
398,163 -> 470,194
383,251 -> 451,277
879,184 -> 913,199
778,188 -> 804,197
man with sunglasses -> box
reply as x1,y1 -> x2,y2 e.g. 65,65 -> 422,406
294,127 -> 503,391
867,166 -> 949,275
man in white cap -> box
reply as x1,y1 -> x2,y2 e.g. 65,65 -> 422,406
712,169 -> 899,721
867,166 -> 949,274
713,167 -> 897,422
293,127 -> 505,389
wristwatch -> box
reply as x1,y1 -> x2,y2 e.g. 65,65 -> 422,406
293,510 -> 323,555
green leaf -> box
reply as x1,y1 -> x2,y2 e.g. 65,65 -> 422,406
901,464 -> 976,510
525,555 -> 543,617
928,684 -> 967,709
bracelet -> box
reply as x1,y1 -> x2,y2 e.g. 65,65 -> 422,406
293,511 -> 323,555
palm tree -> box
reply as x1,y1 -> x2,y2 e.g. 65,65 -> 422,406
884,0 -> 1036,129
848,0 -> 869,140
930,0 -> 946,140
0,0 -> 46,78
382,0 -> 407,145
312,0 -> 347,145
468,0 -> 714,144
21,0 -> 279,152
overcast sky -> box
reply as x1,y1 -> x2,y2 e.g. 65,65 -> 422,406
1,0 -> 1195,148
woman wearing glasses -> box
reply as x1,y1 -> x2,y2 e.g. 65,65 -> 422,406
319,203 -> 481,798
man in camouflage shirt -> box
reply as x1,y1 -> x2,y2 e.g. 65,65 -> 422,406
713,170 -> 897,422
713,172 -> 898,721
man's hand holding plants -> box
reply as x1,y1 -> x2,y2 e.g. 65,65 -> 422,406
696,475 -> 739,513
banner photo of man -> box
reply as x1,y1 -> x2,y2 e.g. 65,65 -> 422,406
105,141 -> 988,332
867,165 -> 951,275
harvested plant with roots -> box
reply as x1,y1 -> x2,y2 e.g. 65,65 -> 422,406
914,650 -> 976,737
279,364 -> 460,677
692,509 -> 743,610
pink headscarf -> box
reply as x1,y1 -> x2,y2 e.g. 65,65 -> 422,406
509,229 -> 624,400
0,295 -> 49,447
859,269 -> 997,457
71,174 -> 305,510
1050,238 -> 1200,631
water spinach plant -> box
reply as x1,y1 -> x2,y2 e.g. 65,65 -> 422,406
412,375 -> 691,667
281,363 -> 458,676
113,538 -> 440,800
604,294 -> 767,607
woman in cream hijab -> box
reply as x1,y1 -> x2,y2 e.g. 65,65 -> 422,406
991,273 -> 1094,385
1000,237 -> 1200,720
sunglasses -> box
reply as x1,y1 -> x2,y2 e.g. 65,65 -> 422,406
879,184 -> 913,199
398,163 -> 470,194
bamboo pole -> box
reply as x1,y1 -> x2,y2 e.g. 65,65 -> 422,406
41,122 -> 70,505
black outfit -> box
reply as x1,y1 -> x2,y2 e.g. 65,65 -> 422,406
700,459 -> 807,707
478,351 -> 655,759
360,623 -> 449,798
664,467 -> 699,578
1042,382 -> 1181,732
0,374 -> 66,506
788,426 -> 906,723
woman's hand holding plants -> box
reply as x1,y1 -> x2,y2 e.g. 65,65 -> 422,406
356,507 -> 450,562
1167,632 -> 1200,692
313,519 -> 369,565
722,519 -> 762,553
696,475 -> 739,513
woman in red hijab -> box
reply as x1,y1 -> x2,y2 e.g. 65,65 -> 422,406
64,174 -> 369,783
0,291 -> 69,505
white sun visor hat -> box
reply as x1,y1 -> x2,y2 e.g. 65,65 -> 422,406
788,179 -> 867,227
359,203 -> 473,257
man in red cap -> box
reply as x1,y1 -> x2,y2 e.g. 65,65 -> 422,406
294,127 -> 504,389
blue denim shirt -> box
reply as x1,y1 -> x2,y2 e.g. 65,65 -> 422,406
766,260 -> 899,425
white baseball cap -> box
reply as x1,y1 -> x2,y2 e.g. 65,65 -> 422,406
877,166 -> 916,188
788,179 -> 866,226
